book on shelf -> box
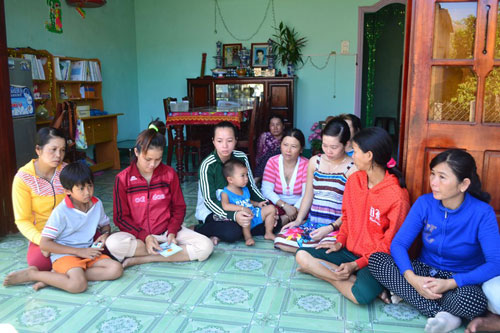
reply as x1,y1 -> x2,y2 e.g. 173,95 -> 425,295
22,54 -> 45,80
58,59 -> 71,81
89,61 -> 102,81
70,61 -> 84,81
54,57 -> 61,80
54,57 -> 62,80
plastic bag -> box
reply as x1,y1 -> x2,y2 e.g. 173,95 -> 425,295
75,118 -> 88,149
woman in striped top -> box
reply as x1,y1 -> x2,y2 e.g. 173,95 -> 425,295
261,128 -> 308,226
274,118 -> 357,252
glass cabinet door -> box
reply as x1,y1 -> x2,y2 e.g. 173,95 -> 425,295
215,83 -> 264,108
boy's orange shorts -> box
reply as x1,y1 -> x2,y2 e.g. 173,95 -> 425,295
52,254 -> 111,274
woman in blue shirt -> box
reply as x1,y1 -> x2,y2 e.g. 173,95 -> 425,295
368,149 -> 500,333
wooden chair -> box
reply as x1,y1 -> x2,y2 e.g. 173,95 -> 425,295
237,98 -> 261,170
163,98 -> 201,170
51,101 -> 81,163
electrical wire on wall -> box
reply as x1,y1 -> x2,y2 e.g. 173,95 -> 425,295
214,0 -> 357,100
297,52 -> 356,99
214,0 -> 277,41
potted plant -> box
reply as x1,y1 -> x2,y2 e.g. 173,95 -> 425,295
272,22 -> 307,76
308,122 -> 323,156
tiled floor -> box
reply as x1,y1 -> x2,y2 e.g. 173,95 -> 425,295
0,162 -> 466,332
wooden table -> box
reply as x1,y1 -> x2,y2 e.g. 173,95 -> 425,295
36,113 -> 123,172
165,106 -> 250,182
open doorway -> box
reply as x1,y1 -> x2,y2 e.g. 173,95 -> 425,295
355,0 -> 407,158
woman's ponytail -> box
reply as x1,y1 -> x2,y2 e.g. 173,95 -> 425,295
352,127 -> 406,188
135,118 -> 166,157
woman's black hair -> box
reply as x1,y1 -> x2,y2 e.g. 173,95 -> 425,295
430,149 -> 491,203
135,118 -> 166,156
60,161 -> 94,190
352,127 -> 406,188
282,128 -> 305,149
339,113 -> 362,133
213,121 -> 238,139
36,127 -> 66,149
322,117 -> 350,146
267,114 -> 284,127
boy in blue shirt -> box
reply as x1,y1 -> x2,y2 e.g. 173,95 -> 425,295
4,162 -> 122,293
220,159 -> 276,246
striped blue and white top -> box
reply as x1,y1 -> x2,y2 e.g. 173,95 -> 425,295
309,155 -> 353,224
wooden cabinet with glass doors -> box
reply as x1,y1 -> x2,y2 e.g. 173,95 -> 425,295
403,0 -> 500,219
187,77 -> 296,128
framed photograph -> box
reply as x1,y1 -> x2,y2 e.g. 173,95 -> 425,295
222,43 -> 242,68
251,43 -> 269,67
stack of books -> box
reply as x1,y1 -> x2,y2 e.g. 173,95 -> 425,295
22,54 -> 46,80
54,58 -> 102,82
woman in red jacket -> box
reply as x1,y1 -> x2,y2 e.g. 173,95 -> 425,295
295,127 -> 410,304
106,120 -> 213,267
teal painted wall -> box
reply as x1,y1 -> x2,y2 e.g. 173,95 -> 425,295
135,0 -> 378,146
5,0 -> 382,145
4,0 -> 139,141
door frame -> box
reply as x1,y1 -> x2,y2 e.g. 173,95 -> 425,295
0,0 -> 18,236
355,0 -> 412,164
354,0 -> 407,117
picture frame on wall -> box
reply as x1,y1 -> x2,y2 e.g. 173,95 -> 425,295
251,43 -> 269,67
222,43 -> 242,68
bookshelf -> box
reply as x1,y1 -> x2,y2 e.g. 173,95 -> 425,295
9,48 -> 121,172
7,49 -> 104,120
7,48 -> 56,118
54,56 -> 103,113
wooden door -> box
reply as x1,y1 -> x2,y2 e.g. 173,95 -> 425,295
268,79 -> 294,128
403,0 -> 500,218
187,78 -> 213,107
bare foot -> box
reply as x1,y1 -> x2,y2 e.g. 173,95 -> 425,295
210,236 -> 219,246
296,266 -> 307,273
3,266 -> 38,286
264,233 -> 276,241
466,312 -> 500,333
32,281 -> 48,291
390,291 -> 403,304
245,237 -> 255,246
122,257 -> 141,269
378,290 -> 391,304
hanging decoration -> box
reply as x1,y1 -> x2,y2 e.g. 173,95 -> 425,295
214,0 -> 277,41
45,0 -> 63,34
66,0 -> 106,7
75,7 -> 86,19
364,4 -> 405,126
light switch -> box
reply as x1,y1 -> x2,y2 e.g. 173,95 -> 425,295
341,40 -> 350,55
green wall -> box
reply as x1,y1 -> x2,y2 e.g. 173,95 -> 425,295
4,0 -> 139,141
135,0 -> 378,146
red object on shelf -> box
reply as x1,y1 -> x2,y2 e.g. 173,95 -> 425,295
66,0 -> 106,8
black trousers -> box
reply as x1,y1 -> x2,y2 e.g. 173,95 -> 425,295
195,213 -> 281,243
368,252 -> 487,320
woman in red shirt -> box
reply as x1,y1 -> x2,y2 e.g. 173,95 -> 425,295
295,127 -> 410,304
106,120 -> 213,267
